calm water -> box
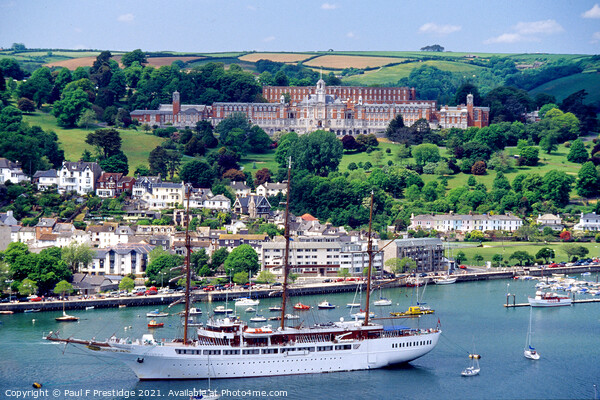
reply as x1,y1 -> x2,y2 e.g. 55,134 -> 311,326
1,277 -> 599,400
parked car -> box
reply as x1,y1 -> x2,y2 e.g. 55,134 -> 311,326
29,296 -> 42,302
459,265 -> 467,269
323,279 -> 332,283
548,263 -> 559,268
203,285 -> 215,292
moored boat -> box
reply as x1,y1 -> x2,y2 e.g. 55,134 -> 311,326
317,301 -> 336,309
293,302 -> 310,310
528,291 -> 572,307
55,311 -> 79,322
148,319 -> 164,328
373,297 -> 392,306
146,309 -> 169,317
433,276 -> 457,285
213,306 -> 234,314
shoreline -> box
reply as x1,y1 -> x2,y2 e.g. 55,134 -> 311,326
1,264 -> 598,314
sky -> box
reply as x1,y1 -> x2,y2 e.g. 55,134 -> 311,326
1,0 -> 599,55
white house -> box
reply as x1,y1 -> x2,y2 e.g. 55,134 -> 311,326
0,158 -> 30,184
33,169 -> 58,191
230,182 -> 251,197
574,212 -> 600,231
85,243 -> 155,276
409,213 -> 523,233
536,214 -> 563,231
57,161 -> 103,195
256,182 -> 287,198
140,182 -> 185,210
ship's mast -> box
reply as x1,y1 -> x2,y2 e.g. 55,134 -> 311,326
363,191 -> 374,327
183,185 -> 192,344
280,158 -> 292,330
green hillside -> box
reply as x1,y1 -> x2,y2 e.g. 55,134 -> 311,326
529,72 -> 600,104
342,60 -> 485,85
21,110 -> 165,175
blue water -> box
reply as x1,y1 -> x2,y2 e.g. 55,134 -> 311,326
1,277 -> 599,400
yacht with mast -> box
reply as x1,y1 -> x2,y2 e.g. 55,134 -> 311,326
44,162 -> 441,380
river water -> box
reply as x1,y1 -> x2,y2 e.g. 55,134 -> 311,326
1,276 -> 599,400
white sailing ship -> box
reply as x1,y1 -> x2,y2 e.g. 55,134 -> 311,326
45,164 -> 441,380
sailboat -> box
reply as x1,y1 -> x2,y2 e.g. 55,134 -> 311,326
346,284 -> 362,308
45,162 -> 441,380
524,308 -> 540,360
55,298 -> 79,322
373,286 -> 392,306
461,353 -> 481,377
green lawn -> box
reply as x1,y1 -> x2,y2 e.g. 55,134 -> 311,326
22,110 -> 165,175
238,150 -> 280,175
454,241 -> 600,265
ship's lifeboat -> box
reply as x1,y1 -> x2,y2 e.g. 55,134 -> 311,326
243,326 -> 274,338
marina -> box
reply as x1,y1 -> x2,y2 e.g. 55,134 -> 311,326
1,274 -> 599,399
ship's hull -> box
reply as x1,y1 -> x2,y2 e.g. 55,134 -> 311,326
68,331 -> 441,380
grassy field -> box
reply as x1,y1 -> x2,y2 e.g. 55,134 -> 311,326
239,53 -> 314,63
454,241 -> 600,265
238,150 -> 280,174
22,110 -> 164,175
529,72 -> 600,104
304,55 -> 405,69
342,60 -> 484,85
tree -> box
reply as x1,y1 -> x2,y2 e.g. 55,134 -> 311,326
471,160 -> 487,175
562,244 -> 589,262
145,253 -> 184,286
535,247 -> 555,263
53,280 -> 74,297
99,151 -> 129,175
179,161 -> 215,187
17,97 -> 35,113
119,276 -> 135,292
18,278 -> 37,296
61,243 -> 94,272
567,139 -> 589,164
518,146 -> 539,167
473,254 -> 484,265
412,143 -> 440,166
223,244 -> 259,277
191,249 -> 210,276
577,161 -> 600,198
542,170 -> 574,207
491,254 -> 503,268
455,251 -> 467,265
165,150 -> 182,180
52,88 -> 91,128
210,247 -> 229,271
233,271 -> 249,285
121,49 -> 147,68
398,257 -> 417,274
420,44 -> 444,52
77,109 -> 96,129
86,128 -> 122,159
255,168 -> 272,185
509,250 -> 533,266
255,270 -> 276,284
292,130 -> 343,176
148,146 -> 168,177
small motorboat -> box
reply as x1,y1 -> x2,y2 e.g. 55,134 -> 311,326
235,297 -> 260,306
146,309 -> 169,317
148,319 -> 164,328
85,306 -> 95,310
346,303 -> 361,308
318,301 -> 336,309
118,304 -> 127,308
0,311 -> 14,314
189,307 -> 202,315
269,306 -> 282,312
245,307 -> 256,313
250,315 -> 267,322
24,309 -> 41,313
293,302 -> 310,310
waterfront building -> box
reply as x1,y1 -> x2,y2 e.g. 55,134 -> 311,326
71,273 -> 123,294
382,238 -> 445,273
409,213 -> 523,233
262,235 -> 382,278
86,243 -> 154,276
217,233 -> 269,264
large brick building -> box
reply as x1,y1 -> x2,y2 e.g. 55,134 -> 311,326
131,80 -> 488,135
